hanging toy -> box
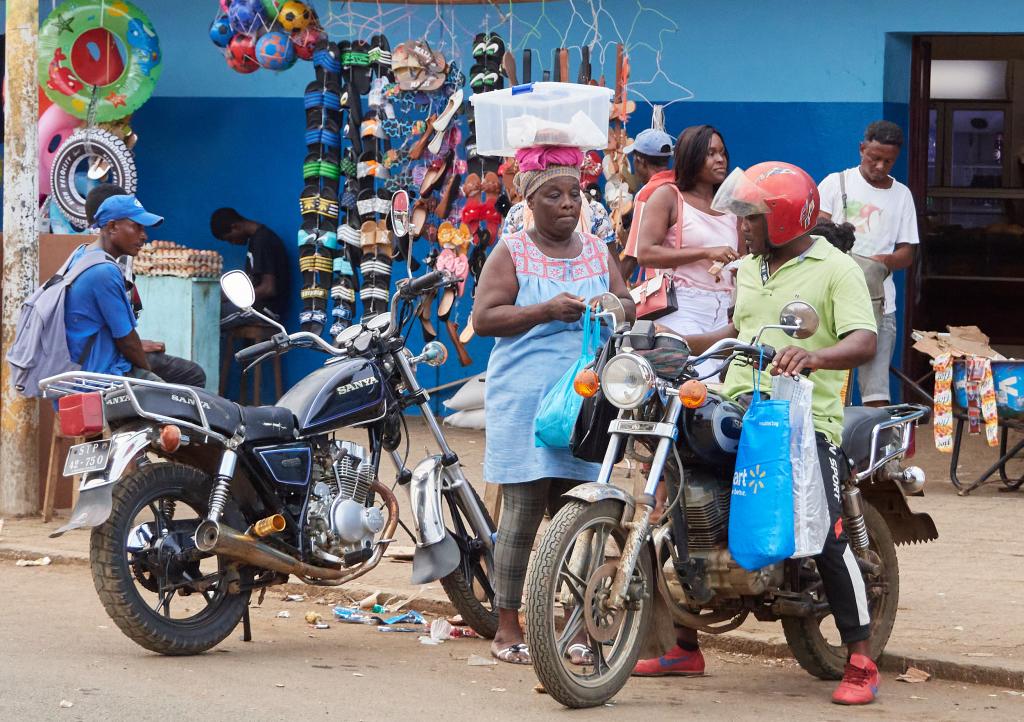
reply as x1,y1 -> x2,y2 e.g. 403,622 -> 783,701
261,0 -> 286,17
277,1 -> 313,32
209,16 -> 235,49
292,26 -> 325,62
256,31 -> 296,71
228,0 -> 267,36
227,34 -> 261,74
37,0 -> 163,122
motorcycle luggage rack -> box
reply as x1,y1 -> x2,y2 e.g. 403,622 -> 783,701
854,403 -> 929,483
39,371 -> 229,445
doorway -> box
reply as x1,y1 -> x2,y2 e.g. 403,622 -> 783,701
908,36 -> 1024,369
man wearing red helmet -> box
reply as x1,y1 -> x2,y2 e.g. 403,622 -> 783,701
633,162 -> 880,706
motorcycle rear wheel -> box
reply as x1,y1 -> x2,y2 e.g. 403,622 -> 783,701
782,501 -> 899,679
526,500 -> 652,709
90,462 -> 251,655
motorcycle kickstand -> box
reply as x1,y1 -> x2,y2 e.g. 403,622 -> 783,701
241,606 -> 253,642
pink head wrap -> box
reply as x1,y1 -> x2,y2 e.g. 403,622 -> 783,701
512,145 -> 584,199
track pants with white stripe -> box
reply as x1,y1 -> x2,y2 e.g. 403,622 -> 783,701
814,434 -> 871,645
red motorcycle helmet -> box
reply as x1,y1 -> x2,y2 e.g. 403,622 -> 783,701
711,161 -> 819,247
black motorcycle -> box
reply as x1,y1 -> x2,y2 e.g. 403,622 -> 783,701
524,296 -> 937,708
41,269 -> 497,655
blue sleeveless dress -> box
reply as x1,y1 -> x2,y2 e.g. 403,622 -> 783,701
484,230 -> 610,485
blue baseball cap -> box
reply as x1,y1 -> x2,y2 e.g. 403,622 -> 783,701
623,128 -> 675,157
93,194 -> 164,228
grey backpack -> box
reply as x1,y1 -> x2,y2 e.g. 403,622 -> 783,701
5,246 -> 119,397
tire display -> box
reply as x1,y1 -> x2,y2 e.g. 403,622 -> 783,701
50,128 -> 137,229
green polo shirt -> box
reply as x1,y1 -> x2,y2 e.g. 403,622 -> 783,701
722,236 -> 877,445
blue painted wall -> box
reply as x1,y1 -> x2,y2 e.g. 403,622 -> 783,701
18,1 -> 1024,403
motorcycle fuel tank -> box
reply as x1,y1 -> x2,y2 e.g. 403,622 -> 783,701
679,392 -> 743,468
277,358 -> 391,435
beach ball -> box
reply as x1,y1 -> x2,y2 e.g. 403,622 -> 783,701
256,31 -> 296,70
227,34 -> 260,73
278,1 -> 312,32
209,16 -> 235,48
228,0 -> 266,35
292,26 -> 324,61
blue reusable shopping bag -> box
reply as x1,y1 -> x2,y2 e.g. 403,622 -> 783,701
534,306 -> 601,449
728,358 -> 796,570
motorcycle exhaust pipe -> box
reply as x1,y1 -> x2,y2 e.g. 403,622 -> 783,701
194,481 -> 399,584
898,466 -> 926,496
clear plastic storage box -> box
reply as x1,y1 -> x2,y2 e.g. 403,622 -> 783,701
469,82 -> 614,157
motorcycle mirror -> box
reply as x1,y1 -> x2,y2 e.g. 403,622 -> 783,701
420,340 -> 448,367
391,190 -> 410,238
595,292 -> 626,329
221,270 -> 256,310
779,300 -> 819,339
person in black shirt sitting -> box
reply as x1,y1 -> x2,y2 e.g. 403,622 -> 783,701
210,208 -> 291,328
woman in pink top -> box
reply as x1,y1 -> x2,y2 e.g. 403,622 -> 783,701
636,125 -> 740,372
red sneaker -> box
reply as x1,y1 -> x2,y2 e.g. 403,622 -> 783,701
632,645 -> 705,677
831,654 -> 879,705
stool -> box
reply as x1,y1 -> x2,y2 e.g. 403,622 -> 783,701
42,419 -> 83,523
221,324 -> 284,405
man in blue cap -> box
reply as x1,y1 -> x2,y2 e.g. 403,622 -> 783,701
64,187 -> 205,385
620,128 -> 675,280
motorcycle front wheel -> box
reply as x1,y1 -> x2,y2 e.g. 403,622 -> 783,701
525,499 -> 652,709
439,482 -> 499,638
90,462 -> 251,655
782,501 -> 899,679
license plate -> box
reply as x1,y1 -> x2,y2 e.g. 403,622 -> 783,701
63,440 -> 111,477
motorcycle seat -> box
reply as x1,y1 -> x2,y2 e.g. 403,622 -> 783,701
840,406 -> 892,469
103,386 -> 295,442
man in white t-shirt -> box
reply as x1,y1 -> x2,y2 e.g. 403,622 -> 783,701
818,120 -> 919,406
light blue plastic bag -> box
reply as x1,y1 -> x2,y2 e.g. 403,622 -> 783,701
534,306 -> 601,449
728,358 -> 796,570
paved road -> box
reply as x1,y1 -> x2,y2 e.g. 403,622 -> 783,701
4,563 -> 1022,721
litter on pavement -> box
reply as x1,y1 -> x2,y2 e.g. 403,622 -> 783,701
16,556 -> 52,567
896,667 -> 932,683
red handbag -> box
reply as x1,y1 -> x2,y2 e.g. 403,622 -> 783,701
630,187 -> 683,320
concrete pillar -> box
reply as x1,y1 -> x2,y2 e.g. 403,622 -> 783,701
1,0 -> 41,515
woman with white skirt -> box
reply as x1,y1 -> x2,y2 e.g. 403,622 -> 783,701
636,125 -> 740,376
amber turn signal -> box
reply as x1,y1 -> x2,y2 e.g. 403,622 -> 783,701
158,424 -> 182,453
678,380 -> 707,409
573,368 -> 600,398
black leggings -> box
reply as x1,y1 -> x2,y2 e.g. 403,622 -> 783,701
813,434 -> 871,645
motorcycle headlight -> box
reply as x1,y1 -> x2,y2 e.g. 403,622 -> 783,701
601,353 -> 656,409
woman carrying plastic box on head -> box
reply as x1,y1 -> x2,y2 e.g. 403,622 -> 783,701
472,144 -> 634,666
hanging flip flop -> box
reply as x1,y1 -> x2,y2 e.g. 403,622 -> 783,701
578,46 -> 592,84
558,47 -> 570,85
502,50 -> 518,86
409,114 -> 437,161
419,154 -> 449,197
471,32 -> 488,60
437,171 -> 462,219
522,48 -> 532,84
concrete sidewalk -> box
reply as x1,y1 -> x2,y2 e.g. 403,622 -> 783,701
4,419 -> 1023,689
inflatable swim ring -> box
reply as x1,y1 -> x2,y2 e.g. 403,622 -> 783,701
37,0 -> 163,122
38,104 -> 83,197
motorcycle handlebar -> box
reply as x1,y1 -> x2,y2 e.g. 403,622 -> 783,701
399,270 -> 447,299
235,337 -> 283,364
